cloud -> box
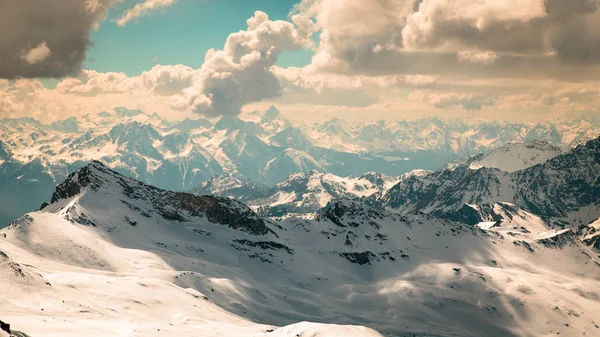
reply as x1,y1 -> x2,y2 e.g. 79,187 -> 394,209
171,10 -> 316,116
20,42 -> 52,65
116,0 -> 176,26
425,92 -> 496,111
0,79 -> 44,115
56,64 -> 195,96
55,11 -> 316,116
458,50 -> 497,65
0,0 -> 118,79
293,0 -> 600,79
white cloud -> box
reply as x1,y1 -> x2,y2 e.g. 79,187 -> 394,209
293,0 -> 600,80
116,0 -> 176,26
4,3 -> 600,123
20,42 -> 52,65
54,11 -> 317,117
458,50 -> 497,65
171,10 -> 316,116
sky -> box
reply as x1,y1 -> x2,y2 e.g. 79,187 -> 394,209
2,0 -> 600,122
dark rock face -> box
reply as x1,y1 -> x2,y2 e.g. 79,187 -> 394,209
445,203 -> 518,226
536,230 -> 576,249
0,319 -> 10,333
340,252 -> 376,265
316,200 -> 385,228
233,239 -> 293,254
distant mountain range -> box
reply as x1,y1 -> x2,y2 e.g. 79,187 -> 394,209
1,106 -> 599,226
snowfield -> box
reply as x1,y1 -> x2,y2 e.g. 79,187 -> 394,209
0,162 -> 599,336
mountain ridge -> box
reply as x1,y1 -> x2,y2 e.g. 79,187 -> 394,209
1,160 -> 599,336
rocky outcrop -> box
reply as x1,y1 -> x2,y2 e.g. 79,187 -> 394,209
316,200 -> 385,228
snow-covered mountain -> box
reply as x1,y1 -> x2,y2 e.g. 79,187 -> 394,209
380,136 -> 600,248
469,140 -> 563,172
249,171 -> 402,218
191,174 -> 270,202
0,107 -> 430,226
192,170 -> 408,219
1,107 -> 600,226
1,162 -> 599,336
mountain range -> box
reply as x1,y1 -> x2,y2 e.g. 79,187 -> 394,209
379,137 -> 600,242
1,161 -> 599,336
2,106 -> 600,226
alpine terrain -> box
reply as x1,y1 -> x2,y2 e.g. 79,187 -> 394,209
1,161 -> 599,336
1,107 -> 599,226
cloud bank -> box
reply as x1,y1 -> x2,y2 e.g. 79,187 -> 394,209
0,0 -> 118,79
3,1 -> 600,122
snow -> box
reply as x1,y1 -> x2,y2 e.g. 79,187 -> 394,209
1,164 -> 599,337
470,140 -> 562,172
475,221 -> 497,230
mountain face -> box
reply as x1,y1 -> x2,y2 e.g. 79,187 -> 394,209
192,170 -> 406,219
469,140 -> 563,172
380,137 -> 600,240
1,162 -> 599,336
251,171 -> 406,218
191,174 -> 271,202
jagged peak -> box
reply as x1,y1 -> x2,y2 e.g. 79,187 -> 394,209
43,161 -> 270,235
316,199 -> 385,228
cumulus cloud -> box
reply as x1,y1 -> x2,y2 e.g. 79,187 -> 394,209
171,10 -> 316,116
0,0 -> 118,79
20,42 -> 53,65
0,79 -> 44,115
426,92 -> 496,111
57,64 -> 195,96
116,0 -> 176,26
55,11 -> 316,116
293,0 -> 600,79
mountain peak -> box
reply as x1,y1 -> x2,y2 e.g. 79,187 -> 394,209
44,161 -> 270,235
316,199 -> 385,228
47,161 -> 114,204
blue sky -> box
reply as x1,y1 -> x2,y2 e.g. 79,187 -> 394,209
87,0 -> 312,75
5,0 -> 600,123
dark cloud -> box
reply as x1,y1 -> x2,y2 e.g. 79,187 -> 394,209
0,0 -> 114,79
544,0 -> 598,22
301,0 -> 600,80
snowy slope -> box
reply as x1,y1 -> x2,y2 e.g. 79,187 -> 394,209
469,140 -> 562,172
1,162 -> 599,337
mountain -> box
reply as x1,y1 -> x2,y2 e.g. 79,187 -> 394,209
469,140 -> 563,172
1,162 -> 599,336
249,171 -> 406,218
192,170 -> 406,219
2,107 -> 600,226
380,137 -> 600,248
191,174 -> 270,202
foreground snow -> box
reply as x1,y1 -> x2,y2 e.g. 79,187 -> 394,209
1,162 -> 599,336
